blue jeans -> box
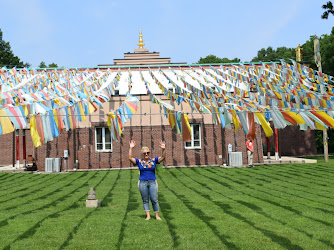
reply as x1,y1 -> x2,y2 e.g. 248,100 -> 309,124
138,180 -> 159,212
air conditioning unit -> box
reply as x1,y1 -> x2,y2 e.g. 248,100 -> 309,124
54,158 -> 61,172
45,158 -> 62,173
229,152 -> 243,167
45,158 -> 54,173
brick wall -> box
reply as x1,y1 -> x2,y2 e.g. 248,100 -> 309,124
261,126 -> 317,156
0,123 -> 264,170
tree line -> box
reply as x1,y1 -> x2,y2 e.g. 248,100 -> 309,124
197,28 -> 334,77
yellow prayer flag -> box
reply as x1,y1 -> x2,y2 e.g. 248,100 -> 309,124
78,102 -> 86,122
315,121 -> 326,130
316,111 -> 334,127
285,112 -> 305,124
53,109 -> 59,128
322,100 -> 327,108
0,109 -> 14,134
254,112 -> 273,137
231,111 -> 240,132
88,102 -> 95,114
23,105 -> 29,116
29,115 -> 42,147
68,107 -> 73,129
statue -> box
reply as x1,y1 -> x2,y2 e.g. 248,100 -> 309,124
86,187 -> 100,207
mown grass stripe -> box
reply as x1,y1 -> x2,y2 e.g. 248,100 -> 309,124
0,172 -> 93,243
227,167 -> 334,202
225,168 -> 334,213
63,170 -> 132,249
201,168 -> 334,228
172,168 -> 310,249
0,173 -> 24,183
0,174 -> 60,204
178,168 -> 334,249
260,166 -> 334,188
58,170 -> 121,249
0,174 -> 47,193
2,171 -> 101,249
0,173 -> 79,211
54,170 -> 116,249
0,174 -> 33,188
116,170 -> 134,250
228,169 -> 334,213
159,170 -> 239,249
233,168 -> 333,197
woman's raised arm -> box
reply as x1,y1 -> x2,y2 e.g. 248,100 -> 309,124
158,141 -> 166,164
129,140 -> 136,165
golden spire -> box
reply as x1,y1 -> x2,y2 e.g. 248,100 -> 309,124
138,29 -> 145,49
296,44 -> 303,61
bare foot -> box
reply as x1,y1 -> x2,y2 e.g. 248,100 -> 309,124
156,216 -> 162,221
145,217 -> 151,220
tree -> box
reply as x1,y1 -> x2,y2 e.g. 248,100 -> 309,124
322,1 -> 334,19
251,46 -> 295,62
197,54 -> 241,64
302,27 -> 334,76
0,28 -> 30,68
39,61 -> 58,68
48,62 -> 58,68
39,61 -> 47,68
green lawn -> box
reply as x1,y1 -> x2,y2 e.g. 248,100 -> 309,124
0,160 -> 333,249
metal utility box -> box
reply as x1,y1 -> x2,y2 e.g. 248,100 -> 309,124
45,158 -> 62,173
229,152 -> 243,167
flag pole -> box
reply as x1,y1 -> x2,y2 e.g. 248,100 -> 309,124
314,37 -> 329,162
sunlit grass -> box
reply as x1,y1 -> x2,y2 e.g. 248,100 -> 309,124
0,159 -> 333,249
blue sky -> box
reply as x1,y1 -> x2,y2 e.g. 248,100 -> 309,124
0,0 -> 333,68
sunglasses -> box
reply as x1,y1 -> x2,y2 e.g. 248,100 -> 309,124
143,152 -> 150,155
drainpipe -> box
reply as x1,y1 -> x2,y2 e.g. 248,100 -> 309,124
12,131 -> 15,169
267,137 -> 271,159
23,130 -> 26,168
274,129 -> 279,160
15,130 -> 20,169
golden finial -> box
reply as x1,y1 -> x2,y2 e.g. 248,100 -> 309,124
296,44 -> 303,61
138,29 -> 145,49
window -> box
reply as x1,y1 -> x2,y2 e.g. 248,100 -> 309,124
185,124 -> 201,149
95,127 -> 112,152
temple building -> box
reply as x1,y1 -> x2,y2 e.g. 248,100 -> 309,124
0,31 -> 319,172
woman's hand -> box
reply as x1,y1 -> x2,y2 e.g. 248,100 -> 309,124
159,141 -> 166,149
129,140 -> 136,148
158,141 -> 166,163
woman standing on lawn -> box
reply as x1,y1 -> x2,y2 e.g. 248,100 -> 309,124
129,140 -> 166,220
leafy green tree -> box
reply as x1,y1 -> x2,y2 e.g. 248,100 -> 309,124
0,28 -> 30,68
48,62 -> 58,68
302,27 -> 334,76
39,61 -> 47,68
197,54 -> 241,64
251,46 -> 295,62
322,1 -> 334,19
39,61 -> 58,68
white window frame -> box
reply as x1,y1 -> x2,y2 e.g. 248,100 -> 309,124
95,127 -> 112,152
184,124 -> 201,149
